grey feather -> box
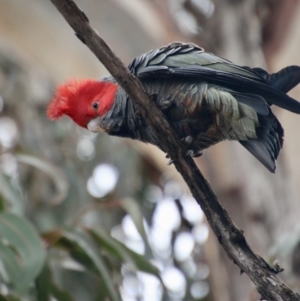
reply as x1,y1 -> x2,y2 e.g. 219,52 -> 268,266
99,43 -> 300,172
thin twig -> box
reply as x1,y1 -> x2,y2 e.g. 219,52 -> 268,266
49,0 -> 300,300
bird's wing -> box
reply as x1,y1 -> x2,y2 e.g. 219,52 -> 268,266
129,43 -> 260,82
128,43 -> 300,114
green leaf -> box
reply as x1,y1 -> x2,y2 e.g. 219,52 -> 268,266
35,264 -> 51,301
0,172 -> 23,214
56,229 -> 121,301
0,195 -> 5,212
121,198 -> 153,255
0,294 -> 21,301
35,263 -> 75,301
50,283 -> 75,301
88,228 -> 136,267
89,228 -> 161,279
0,213 -> 46,294
16,154 -> 69,205
121,198 -> 148,242
0,241 -> 20,284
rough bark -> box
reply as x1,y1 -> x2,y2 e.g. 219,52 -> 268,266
49,0 -> 300,300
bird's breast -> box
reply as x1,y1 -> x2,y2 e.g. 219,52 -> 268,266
142,79 -> 259,150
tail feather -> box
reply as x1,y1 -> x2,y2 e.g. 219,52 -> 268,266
251,66 -> 300,93
240,138 -> 276,172
239,110 -> 283,172
248,66 -> 300,114
267,66 -> 300,93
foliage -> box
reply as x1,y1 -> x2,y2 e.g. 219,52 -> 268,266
0,173 -> 162,301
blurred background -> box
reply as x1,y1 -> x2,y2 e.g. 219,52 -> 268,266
1,0 -> 300,301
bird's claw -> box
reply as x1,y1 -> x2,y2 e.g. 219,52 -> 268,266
192,151 -> 203,158
165,154 -> 174,165
185,149 -> 203,158
272,259 -> 284,274
186,150 -> 195,157
167,159 -> 174,165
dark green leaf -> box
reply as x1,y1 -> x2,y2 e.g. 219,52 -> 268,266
50,283 -> 75,301
55,229 -> 121,301
35,264 -> 51,301
0,213 -> 46,294
0,195 -> 5,212
0,294 -> 21,301
0,295 -> 6,301
89,228 -> 161,279
35,262 -> 75,301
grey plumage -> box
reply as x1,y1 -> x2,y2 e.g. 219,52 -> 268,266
100,43 -> 300,172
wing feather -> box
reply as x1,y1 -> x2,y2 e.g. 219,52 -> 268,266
129,43 -> 300,114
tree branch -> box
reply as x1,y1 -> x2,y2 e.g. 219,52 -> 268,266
49,1 -> 300,300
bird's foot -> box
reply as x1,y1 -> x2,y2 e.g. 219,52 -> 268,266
167,159 -> 174,165
271,259 -> 284,274
165,154 -> 174,165
186,149 -> 203,158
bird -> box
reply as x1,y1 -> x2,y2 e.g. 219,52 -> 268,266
47,42 -> 300,172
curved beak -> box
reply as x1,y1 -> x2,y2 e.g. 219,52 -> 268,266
87,117 -> 105,133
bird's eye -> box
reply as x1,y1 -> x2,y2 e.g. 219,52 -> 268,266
92,102 -> 99,110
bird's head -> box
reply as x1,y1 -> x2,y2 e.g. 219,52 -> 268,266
47,79 -> 118,131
